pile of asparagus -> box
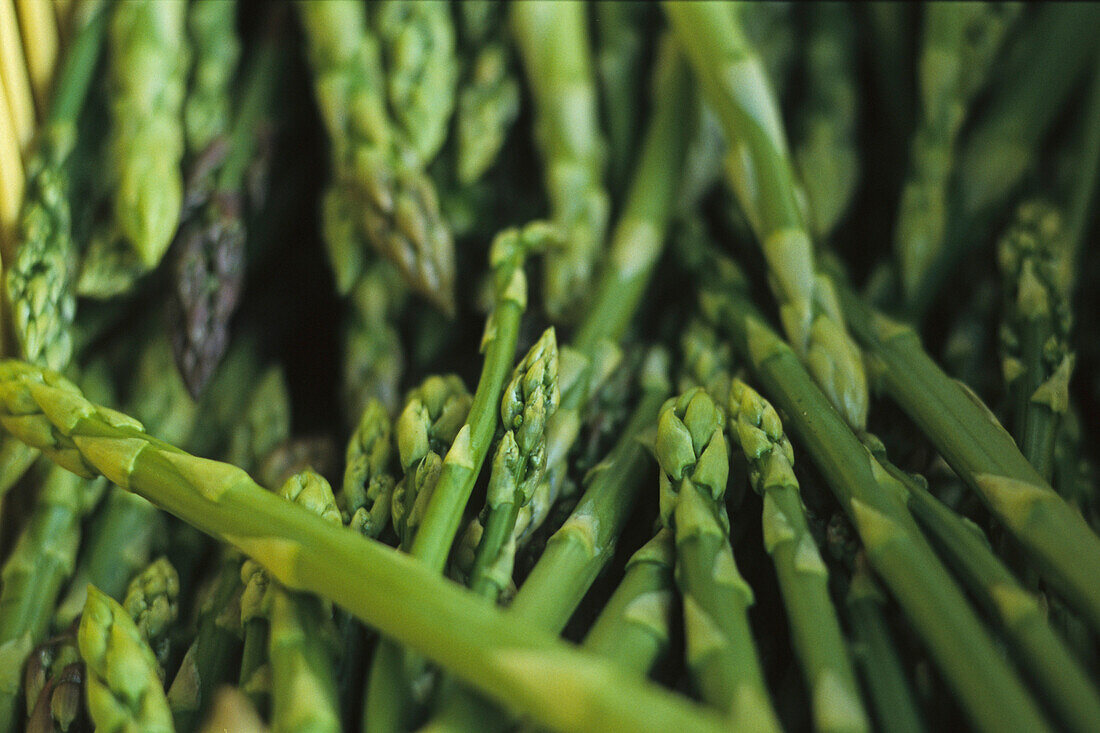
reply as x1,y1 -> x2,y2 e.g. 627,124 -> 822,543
0,1 -> 1099,731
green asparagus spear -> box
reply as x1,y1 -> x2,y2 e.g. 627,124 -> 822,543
701,260 -> 1052,732
7,1 -> 108,371
832,271 -> 1100,636
340,398 -> 397,538
198,687 -> 265,733
996,201 -> 1073,483
727,379 -> 868,733
0,359 -> 728,733
297,0 -> 455,311
122,557 -> 179,674
183,0 -> 239,157
655,388 -> 780,729
594,1 -> 652,193
341,261 -> 407,422
511,0 -> 609,322
371,0 -> 456,166
664,0 -> 869,432
78,585 -> 173,733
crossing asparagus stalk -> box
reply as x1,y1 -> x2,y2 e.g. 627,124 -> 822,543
727,378 -> 869,733
832,268 -> 1100,636
894,3 -> 1019,299
122,557 -> 179,674
655,388 -> 780,730
664,0 -> 869,432
78,586 -> 173,733
0,358 -> 729,733
297,0 -> 455,312
701,260 -> 1052,733
511,0 -> 609,322
878,454 -> 1100,733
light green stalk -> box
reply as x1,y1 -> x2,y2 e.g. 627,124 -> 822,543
341,261 -> 407,423
580,529 -> 675,676
460,328 -> 559,599
665,0 -> 869,431
122,557 -> 179,673
6,2 -> 108,371
677,319 -> 733,405
372,0 -> 456,166
795,2 -> 859,240
881,457 -> 1100,733
107,0 -> 189,270
226,366 -> 290,472
340,398 -> 397,538
833,273 -> 1100,636
198,688 -> 265,733
727,379 -> 869,733
408,350 -> 671,733
0,359 -> 728,733
846,560 -> 925,733
511,0 -> 609,322
895,3 -> 1020,299
268,471 -> 342,733
183,0 -> 239,156
595,0 -> 651,192
297,0 -> 455,311
996,201 -> 1073,483
655,389 -> 779,729
78,586 -> 173,733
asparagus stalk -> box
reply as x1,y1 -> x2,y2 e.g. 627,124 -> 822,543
0,68 -> 25,262
655,388 -> 780,729
795,2 -> 860,240
879,455 -> 1100,733
371,0 -> 456,166
341,261 -> 407,422
664,0 -> 869,432
14,0 -> 59,117
183,0 -> 239,158
122,557 -> 180,674
198,688 -> 265,733
845,559 -> 925,733
0,0 -> 35,157
511,0 -> 609,323
895,2 -> 1020,299
0,359 -> 728,733
727,379 -> 868,733
78,586 -> 173,733
422,350 -> 670,733
833,272 -> 1100,636
6,0 -> 107,371
701,264 -> 1051,732
297,0 -> 455,311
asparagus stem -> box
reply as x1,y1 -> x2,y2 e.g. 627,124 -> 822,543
0,359 -> 729,733
183,0 -> 240,157
833,272 -> 1100,636
511,0 -> 609,322
701,266 -> 1052,732
727,379 -> 869,733
0,0 -> 35,158
664,0 -> 869,432
14,0 -> 59,117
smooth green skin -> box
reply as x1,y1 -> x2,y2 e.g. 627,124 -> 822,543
183,0 -> 239,154
0,360 -> 727,733
888,462 -> 1100,733
511,0 -> 609,322
581,530 -> 675,676
846,568 -> 925,733
594,0 -> 650,192
0,468 -> 86,733
269,590 -> 340,733
729,380 -> 868,733
704,290 -> 1051,733
836,281 -> 1100,637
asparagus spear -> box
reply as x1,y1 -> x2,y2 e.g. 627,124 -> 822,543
0,0 -> 35,158
727,379 -> 869,733
879,455 -> 1100,733
832,272 -> 1100,636
23,622 -> 85,733
6,0 -> 108,371
0,359 -> 728,733
795,2 -> 859,240
340,397 -> 397,538
183,0 -> 239,158
996,201 -> 1073,483
267,470 -> 342,733
701,261 -> 1052,732
297,0 -> 455,311
655,388 -> 780,730
511,0 -> 609,323
198,687 -> 265,733
14,0 -> 58,117
122,557 -> 179,674
894,3 -> 1020,300
78,585 -> 173,733
664,0 -> 869,432
422,350 -> 670,733
371,0 -> 456,166
341,261 -> 406,422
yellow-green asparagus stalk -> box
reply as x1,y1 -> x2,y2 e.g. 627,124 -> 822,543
664,0 -> 869,431
654,389 -> 780,730
511,0 -> 609,323
727,379 -> 868,733
14,0 -> 59,117
78,586 -> 174,733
